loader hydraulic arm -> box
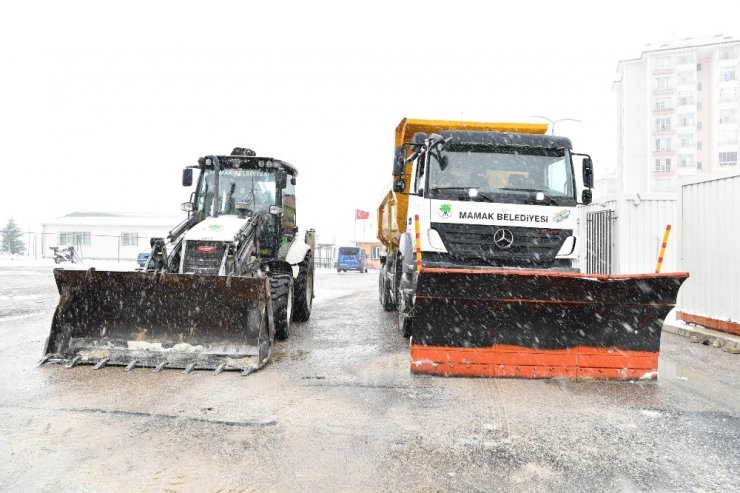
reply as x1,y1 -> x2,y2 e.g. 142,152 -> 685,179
234,213 -> 262,273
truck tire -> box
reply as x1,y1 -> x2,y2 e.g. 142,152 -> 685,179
271,274 -> 293,340
292,252 -> 313,322
379,266 -> 395,312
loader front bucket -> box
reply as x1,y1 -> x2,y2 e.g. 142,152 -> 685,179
409,268 -> 688,380
42,269 -> 274,374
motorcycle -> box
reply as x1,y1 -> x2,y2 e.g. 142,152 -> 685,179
50,245 -> 82,264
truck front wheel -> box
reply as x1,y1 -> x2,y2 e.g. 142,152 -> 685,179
380,265 -> 396,312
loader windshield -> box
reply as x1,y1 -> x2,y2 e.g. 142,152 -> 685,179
196,168 -> 277,216
427,145 -> 576,206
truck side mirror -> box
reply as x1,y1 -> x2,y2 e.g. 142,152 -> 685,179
393,178 -> 406,193
182,168 -> 193,187
582,189 -> 592,205
276,170 -> 287,189
583,157 -> 594,189
393,147 -> 405,176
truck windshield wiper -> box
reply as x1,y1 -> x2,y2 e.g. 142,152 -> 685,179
498,188 -> 558,204
431,187 -> 497,203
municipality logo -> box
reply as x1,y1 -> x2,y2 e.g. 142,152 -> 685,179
552,209 -> 571,223
207,224 -> 224,232
438,203 -> 452,219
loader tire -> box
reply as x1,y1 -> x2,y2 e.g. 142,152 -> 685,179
292,253 -> 313,322
271,274 -> 293,340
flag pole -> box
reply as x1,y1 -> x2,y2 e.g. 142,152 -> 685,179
354,209 -> 357,245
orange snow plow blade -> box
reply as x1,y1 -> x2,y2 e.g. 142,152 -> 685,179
409,268 -> 688,380
41,269 -> 273,374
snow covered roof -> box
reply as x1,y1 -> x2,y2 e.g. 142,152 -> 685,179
43,212 -> 186,227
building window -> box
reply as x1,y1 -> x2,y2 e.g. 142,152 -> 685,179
678,156 -> 694,168
655,117 -> 671,131
719,87 -> 737,103
719,129 -> 738,145
121,232 -> 139,247
697,102 -> 703,111
678,93 -> 694,106
655,76 -> 671,91
654,55 -> 672,69
371,246 -> 381,260
719,152 -> 737,166
678,113 -> 694,127
719,109 -> 737,124
697,141 -> 703,151
720,68 -> 736,82
677,50 -> 695,65
697,161 -> 702,170
696,62 -> 702,71
719,45 -> 737,61
697,121 -> 702,130
697,82 -> 702,91
679,134 -> 694,148
654,97 -> 672,111
654,177 -> 672,192
59,232 -> 90,246
655,158 -> 672,172
655,137 -> 672,152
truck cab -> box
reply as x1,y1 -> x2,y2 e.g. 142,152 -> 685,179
402,131 -> 586,270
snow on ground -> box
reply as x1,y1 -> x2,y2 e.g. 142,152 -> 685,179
0,254 -> 139,271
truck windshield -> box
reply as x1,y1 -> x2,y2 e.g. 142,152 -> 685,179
196,168 -> 277,216
427,145 -> 576,206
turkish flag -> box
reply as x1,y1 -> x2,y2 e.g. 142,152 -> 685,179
355,209 -> 369,220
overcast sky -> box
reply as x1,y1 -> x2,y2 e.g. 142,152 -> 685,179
1,1 -> 736,246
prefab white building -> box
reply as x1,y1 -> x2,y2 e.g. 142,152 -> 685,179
41,212 -> 186,261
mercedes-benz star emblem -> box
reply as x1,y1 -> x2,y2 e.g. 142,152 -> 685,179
493,228 -> 514,249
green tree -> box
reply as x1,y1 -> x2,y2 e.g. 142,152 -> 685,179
1,218 -> 26,254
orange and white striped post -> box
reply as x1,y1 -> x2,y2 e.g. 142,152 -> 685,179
414,214 -> 422,272
655,224 -> 671,273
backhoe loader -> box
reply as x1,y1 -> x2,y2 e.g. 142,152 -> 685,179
41,147 -> 315,375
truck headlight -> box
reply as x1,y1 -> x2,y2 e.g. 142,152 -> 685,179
427,228 -> 447,251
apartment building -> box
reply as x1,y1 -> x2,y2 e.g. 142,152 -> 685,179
614,35 -> 739,193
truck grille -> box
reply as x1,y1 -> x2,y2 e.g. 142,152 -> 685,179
430,222 -> 571,267
182,241 -> 226,275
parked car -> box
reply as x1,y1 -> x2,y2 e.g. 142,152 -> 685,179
336,246 -> 367,273
137,250 -> 151,269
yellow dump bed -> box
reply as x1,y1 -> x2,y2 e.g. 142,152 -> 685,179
377,118 -> 549,249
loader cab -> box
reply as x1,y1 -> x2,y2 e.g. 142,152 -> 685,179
190,155 -> 298,256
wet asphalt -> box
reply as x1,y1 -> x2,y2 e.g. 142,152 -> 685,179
0,264 -> 738,492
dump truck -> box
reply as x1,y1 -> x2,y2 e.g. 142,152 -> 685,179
41,147 -> 315,375
378,118 -> 688,380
